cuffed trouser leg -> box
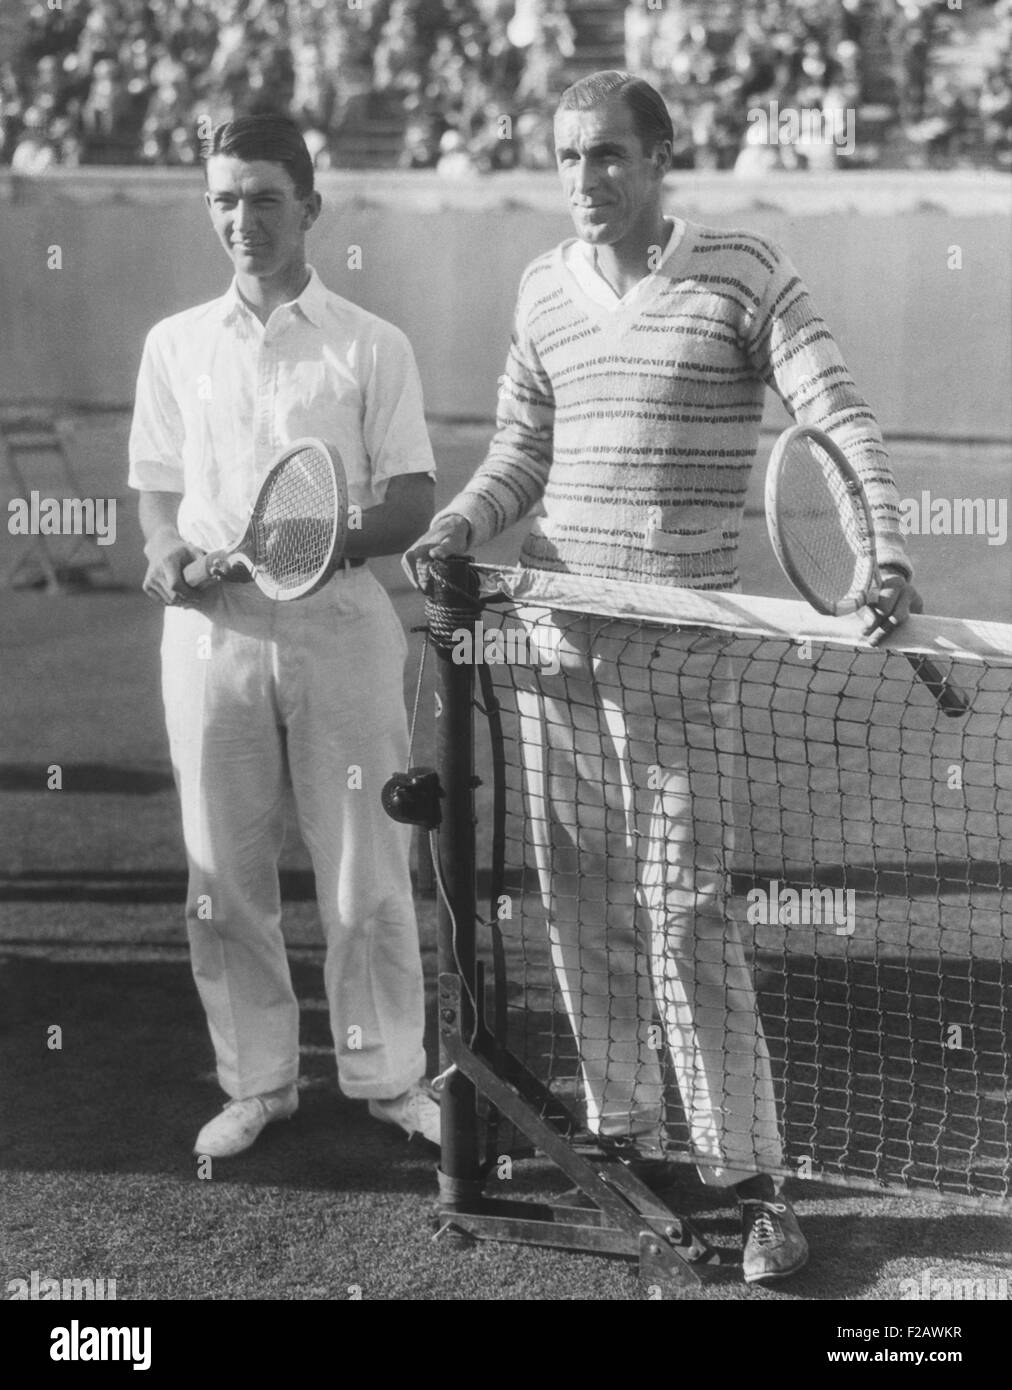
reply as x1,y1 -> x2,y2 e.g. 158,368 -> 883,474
517,611 -> 783,1186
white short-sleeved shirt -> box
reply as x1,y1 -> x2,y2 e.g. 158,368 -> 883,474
128,267 -> 436,552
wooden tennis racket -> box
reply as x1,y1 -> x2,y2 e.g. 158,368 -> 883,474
183,438 -> 349,601
765,425 -> 969,717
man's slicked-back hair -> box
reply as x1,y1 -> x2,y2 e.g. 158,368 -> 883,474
556,70 -> 674,153
206,114 -> 315,198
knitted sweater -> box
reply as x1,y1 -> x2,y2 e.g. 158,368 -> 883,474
438,220 -> 910,589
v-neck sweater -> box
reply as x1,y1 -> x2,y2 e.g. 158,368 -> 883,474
438,219 -> 910,589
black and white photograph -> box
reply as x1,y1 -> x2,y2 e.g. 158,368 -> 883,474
1,0 -> 1009,1350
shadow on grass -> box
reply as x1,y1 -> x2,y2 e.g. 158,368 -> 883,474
0,954 -> 440,1198
3,954 -> 1007,1301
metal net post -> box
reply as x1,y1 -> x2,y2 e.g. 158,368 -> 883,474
426,557 -> 483,1198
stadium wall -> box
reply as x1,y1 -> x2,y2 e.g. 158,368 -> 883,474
1,170 -> 1009,440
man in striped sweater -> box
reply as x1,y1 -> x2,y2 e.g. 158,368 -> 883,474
405,70 -> 918,1284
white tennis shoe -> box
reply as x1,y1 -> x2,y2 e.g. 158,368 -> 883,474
194,1085 -> 299,1158
368,1081 -> 441,1146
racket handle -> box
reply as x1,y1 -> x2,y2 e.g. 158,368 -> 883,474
182,553 -> 220,588
905,653 -> 970,718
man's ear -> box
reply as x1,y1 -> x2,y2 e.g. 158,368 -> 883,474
303,191 -> 322,230
652,139 -> 673,176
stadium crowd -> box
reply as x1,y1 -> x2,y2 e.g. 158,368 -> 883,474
1,0 -> 1009,173
626,0 -> 1012,171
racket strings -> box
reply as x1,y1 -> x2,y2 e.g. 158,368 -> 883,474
252,446 -> 336,590
776,438 -> 874,608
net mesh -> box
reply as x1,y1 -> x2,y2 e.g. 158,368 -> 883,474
251,444 -> 336,593
770,433 -> 875,611
457,570 -> 1011,1205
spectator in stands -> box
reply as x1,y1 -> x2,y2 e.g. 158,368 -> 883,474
895,0 -> 939,125
468,102 -> 519,171
513,0 -> 575,107
400,110 -> 444,168
290,40 -> 337,134
733,107 -> 786,177
374,0 -> 425,98
140,69 -> 194,139
473,0 -> 523,101
980,66 -> 1012,166
0,63 -> 25,164
30,54 -> 67,123
10,105 -> 56,174
514,108 -> 555,168
50,117 -> 83,167
435,127 -> 480,177
906,73 -> 977,167
79,59 -> 136,162
76,6 -> 120,76
427,33 -> 469,109
833,38 -> 862,108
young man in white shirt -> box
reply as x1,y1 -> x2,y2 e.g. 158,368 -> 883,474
131,114 -> 440,1158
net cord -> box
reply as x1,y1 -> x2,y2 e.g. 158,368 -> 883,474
480,565 -> 1012,667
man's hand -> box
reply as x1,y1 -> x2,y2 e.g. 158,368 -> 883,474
142,526 -> 205,607
862,566 -> 922,646
401,514 -> 472,592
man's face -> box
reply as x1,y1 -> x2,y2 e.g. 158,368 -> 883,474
554,98 -> 668,247
204,155 -> 320,280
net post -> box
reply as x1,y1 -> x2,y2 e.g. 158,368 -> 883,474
426,557 -> 482,1198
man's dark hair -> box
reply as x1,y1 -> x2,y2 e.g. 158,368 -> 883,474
556,71 -> 674,153
206,115 -> 315,198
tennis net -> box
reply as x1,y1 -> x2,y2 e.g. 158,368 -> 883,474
447,566 -> 1011,1207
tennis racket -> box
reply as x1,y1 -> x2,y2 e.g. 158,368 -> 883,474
183,438 -> 349,600
765,425 -> 969,717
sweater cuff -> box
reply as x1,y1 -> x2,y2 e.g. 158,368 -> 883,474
877,549 -> 914,582
431,493 -> 501,549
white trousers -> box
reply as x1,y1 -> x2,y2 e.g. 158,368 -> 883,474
516,613 -> 783,1187
160,569 -> 427,1101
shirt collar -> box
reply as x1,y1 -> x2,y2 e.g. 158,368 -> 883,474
293,266 -> 328,327
574,218 -> 682,274
219,265 -> 327,328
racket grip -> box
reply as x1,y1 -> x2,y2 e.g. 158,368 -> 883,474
905,653 -> 970,718
182,553 -> 218,589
